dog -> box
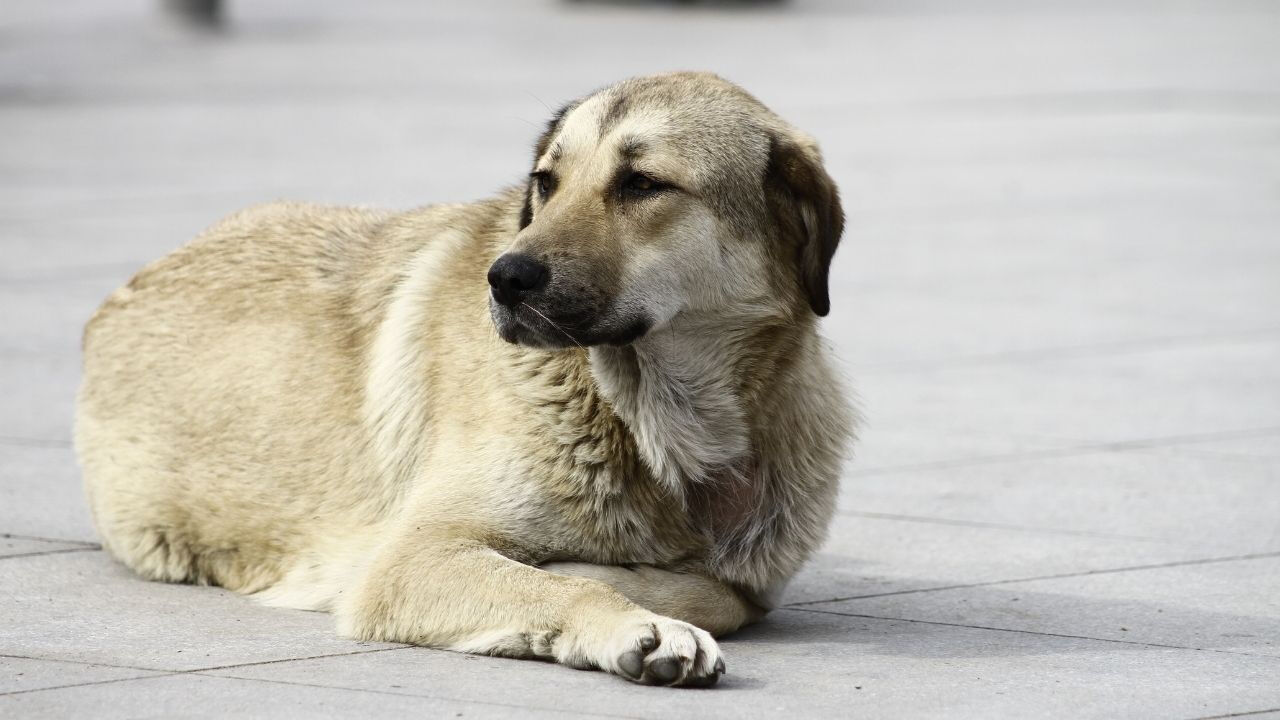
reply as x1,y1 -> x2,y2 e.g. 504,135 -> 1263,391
75,71 -> 853,687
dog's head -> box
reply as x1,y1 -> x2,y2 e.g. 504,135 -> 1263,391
489,72 -> 843,348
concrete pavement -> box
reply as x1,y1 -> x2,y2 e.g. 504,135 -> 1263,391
2,1 -> 1279,717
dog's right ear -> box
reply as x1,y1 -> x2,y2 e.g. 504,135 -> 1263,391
764,132 -> 845,316
520,101 -> 578,230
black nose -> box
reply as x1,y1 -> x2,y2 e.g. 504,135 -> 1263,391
487,253 -> 548,307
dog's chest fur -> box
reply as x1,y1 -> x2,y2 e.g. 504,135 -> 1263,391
501,345 -> 787,594
502,349 -> 694,559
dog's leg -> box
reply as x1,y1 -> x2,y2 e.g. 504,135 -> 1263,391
540,562 -> 766,636
335,529 -> 725,687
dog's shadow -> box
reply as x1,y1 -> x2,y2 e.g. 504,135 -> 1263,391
723,569 -> 1277,661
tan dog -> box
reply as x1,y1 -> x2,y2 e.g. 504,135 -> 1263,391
76,72 -> 853,687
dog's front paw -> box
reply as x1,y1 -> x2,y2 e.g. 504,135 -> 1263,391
588,613 -> 725,687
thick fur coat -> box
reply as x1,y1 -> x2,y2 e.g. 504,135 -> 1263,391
76,72 -> 854,687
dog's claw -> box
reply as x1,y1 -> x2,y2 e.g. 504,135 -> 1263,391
686,671 -> 720,688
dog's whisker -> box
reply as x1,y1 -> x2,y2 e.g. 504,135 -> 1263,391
520,302 -> 583,349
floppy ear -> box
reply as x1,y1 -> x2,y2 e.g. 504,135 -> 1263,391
765,133 -> 844,316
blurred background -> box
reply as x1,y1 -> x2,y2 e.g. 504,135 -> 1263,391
5,0 -> 1278,467
2,1 -> 1279,716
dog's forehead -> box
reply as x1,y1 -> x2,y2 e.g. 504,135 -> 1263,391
543,81 -> 763,171
549,93 -> 638,158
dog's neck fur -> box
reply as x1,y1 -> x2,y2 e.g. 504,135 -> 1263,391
591,330 -> 740,499
588,307 -> 804,497
589,308 -> 836,601
589,311 -> 773,496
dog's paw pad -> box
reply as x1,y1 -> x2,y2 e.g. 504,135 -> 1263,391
649,657 -> 681,684
607,616 -> 724,688
618,650 -> 644,679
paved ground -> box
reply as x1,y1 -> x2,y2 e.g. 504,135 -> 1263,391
3,0 -> 1279,717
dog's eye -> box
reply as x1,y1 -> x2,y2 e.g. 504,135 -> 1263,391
532,172 -> 554,201
621,172 -> 665,197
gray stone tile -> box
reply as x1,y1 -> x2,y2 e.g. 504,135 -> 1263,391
205,608 -> 1280,720
0,655 -> 158,695
841,448 -> 1280,554
0,673 -> 586,719
848,421 -> 1076,475
0,354 -> 78,443
0,446 -> 96,543
785,513 -> 1187,606
1147,433 -> 1280,462
0,551 -> 397,671
0,278 -> 119,356
813,554 -> 1280,658
0,212 -> 233,278
857,337 -> 1280,452
0,536 -> 91,559
829,207 -> 1280,370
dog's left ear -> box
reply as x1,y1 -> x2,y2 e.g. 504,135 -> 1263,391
765,133 -> 844,316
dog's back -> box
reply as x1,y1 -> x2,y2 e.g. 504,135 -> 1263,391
78,202 -> 409,590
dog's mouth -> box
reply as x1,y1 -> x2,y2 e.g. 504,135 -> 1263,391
497,300 -> 586,348
489,298 -> 650,349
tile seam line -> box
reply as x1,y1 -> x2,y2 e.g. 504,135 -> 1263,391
0,436 -> 73,448
186,645 -> 414,673
0,653 -> 159,674
0,645 -> 411,677
3,650 -> 681,714
1186,707 -> 1280,720
857,326 -> 1280,374
0,672 -> 183,698
0,533 -> 99,546
0,547 -> 100,561
197,672 -> 647,720
785,550 -> 1280,606
836,510 -> 1169,542
849,426 -> 1280,478
783,607 -> 1280,660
